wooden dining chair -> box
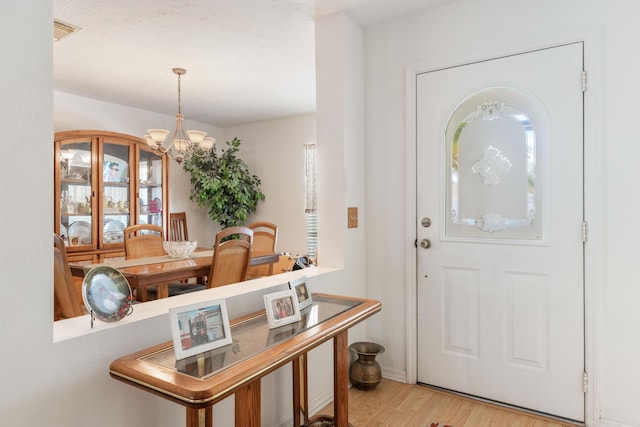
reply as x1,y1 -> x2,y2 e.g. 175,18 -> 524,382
169,226 -> 254,296
168,212 -> 203,283
123,224 -> 165,300
247,221 -> 278,278
169,212 -> 189,241
123,224 -> 165,259
209,226 -> 254,287
53,234 -> 85,320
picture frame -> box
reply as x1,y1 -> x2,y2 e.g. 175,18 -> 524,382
289,275 -> 313,310
169,299 -> 233,360
103,159 -> 123,183
263,289 -> 301,329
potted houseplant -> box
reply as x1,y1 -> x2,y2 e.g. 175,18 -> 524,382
182,137 -> 265,228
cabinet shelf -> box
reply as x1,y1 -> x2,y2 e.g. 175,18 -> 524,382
61,179 -> 90,185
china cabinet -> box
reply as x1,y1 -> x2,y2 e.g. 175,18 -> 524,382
54,130 -> 169,262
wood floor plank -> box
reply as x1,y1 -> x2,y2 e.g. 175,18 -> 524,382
316,379 -> 578,427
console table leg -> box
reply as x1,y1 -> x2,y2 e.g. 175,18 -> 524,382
185,407 -> 212,427
235,380 -> 261,426
293,357 -> 301,427
186,407 -> 198,427
333,331 -> 349,427
292,354 -> 309,426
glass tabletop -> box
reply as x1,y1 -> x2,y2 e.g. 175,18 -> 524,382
141,295 -> 363,379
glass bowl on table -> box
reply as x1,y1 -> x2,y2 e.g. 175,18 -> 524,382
163,241 -> 197,258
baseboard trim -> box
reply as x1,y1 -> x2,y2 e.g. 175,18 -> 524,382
309,387 -> 334,417
381,366 -> 406,383
599,420 -> 635,427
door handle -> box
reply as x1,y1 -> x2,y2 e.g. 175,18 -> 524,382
420,238 -> 431,249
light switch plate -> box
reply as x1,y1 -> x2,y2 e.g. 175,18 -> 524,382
348,207 -> 358,228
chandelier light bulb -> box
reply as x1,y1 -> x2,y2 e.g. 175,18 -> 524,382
143,134 -> 155,147
147,129 -> 170,146
186,130 -> 207,145
200,137 -> 216,150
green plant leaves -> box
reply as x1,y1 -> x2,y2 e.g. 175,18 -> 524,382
183,137 -> 265,228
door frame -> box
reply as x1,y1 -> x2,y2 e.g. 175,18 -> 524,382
403,27 -> 604,426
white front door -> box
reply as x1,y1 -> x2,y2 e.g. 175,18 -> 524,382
416,43 -> 585,421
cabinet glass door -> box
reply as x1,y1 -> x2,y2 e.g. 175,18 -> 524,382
102,141 -> 131,246
59,141 -> 93,248
138,147 -> 164,227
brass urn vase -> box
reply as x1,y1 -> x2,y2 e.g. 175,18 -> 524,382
349,342 -> 385,391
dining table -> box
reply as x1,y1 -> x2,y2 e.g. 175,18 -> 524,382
68,249 -> 280,299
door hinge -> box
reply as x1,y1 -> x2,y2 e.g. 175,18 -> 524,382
582,70 -> 587,92
582,221 -> 589,242
583,371 -> 588,393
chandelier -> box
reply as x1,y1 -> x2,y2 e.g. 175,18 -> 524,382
144,68 -> 215,163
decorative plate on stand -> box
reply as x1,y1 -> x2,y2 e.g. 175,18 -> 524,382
82,265 -> 133,324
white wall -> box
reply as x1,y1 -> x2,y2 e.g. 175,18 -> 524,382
600,2 -> 640,426
360,0 -> 637,426
224,113 -> 316,255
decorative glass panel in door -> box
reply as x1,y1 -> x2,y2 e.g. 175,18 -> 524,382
138,147 -> 164,227
445,88 -> 543,241
102,140 -> 131,246
59,140 -> 93,248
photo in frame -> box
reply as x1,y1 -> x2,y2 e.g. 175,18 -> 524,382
289,275 -> 313,310
169,299 -> 233,360
263,289 -> 301,329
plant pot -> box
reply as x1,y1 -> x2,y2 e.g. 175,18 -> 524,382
349,342 -> 385,391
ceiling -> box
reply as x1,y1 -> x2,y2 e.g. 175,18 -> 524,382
54,0 -> 455,128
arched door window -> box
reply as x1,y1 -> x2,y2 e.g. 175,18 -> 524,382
444,88 -> 544,240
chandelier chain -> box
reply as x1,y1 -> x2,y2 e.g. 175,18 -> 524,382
177,73 -> 182,114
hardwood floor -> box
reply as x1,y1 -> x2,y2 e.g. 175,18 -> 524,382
315,379 -> 580,427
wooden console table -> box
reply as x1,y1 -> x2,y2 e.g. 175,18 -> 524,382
109,293 -> 381,427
